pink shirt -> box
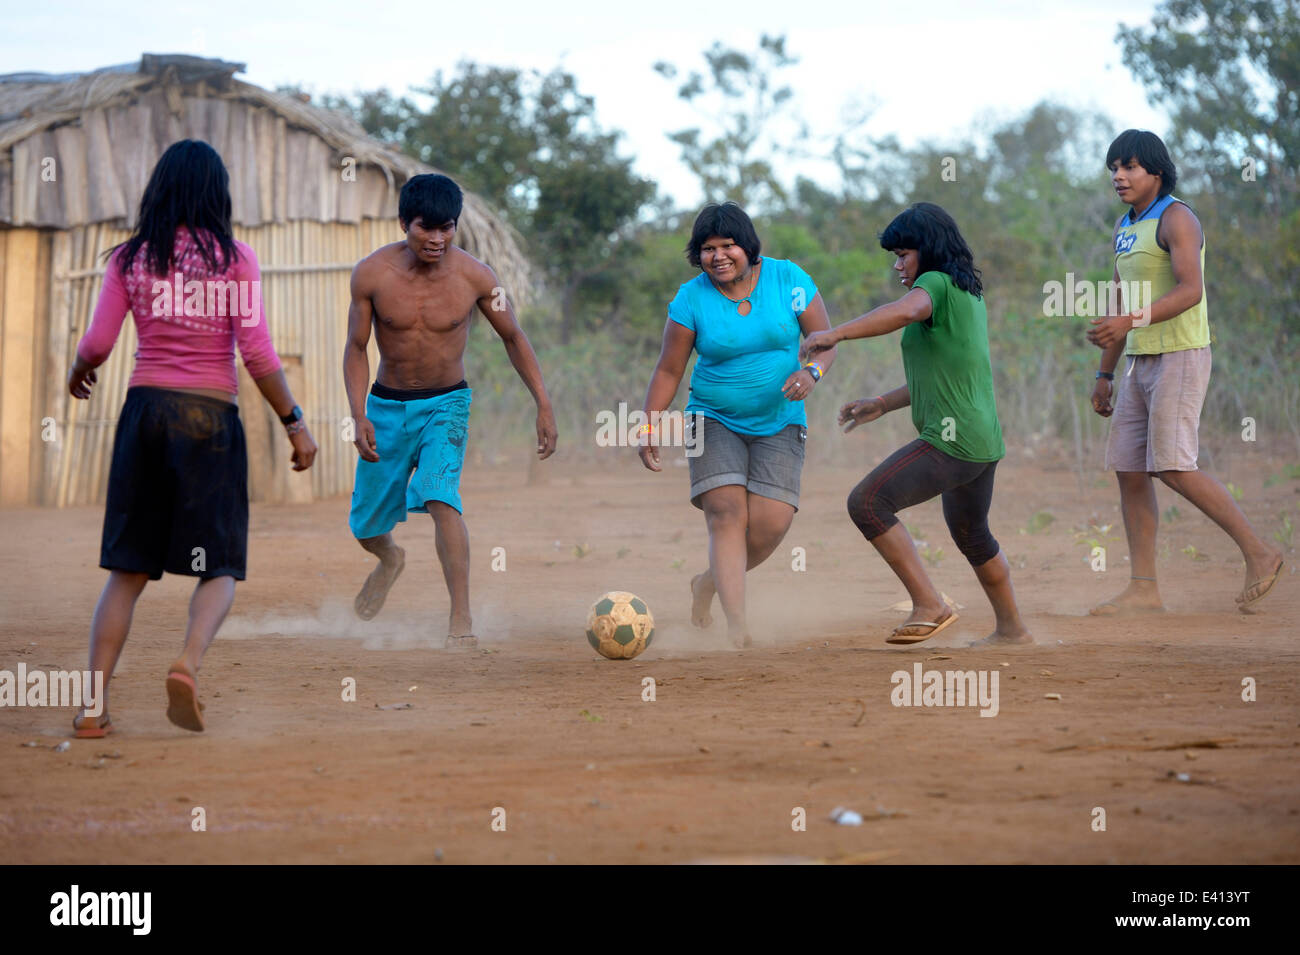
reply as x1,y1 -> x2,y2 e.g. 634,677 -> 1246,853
78,230 -> 282,394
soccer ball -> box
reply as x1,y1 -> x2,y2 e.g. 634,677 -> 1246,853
586,591 -> 654,660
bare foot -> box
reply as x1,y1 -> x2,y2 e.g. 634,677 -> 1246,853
968,627 -> 1034,647
728,629 -> 752,649
1088,580 -> 1164,616
1237,550 -> 1284,611
690,573 -> 715,628
354,546 -> 405,620
446,613 -> 476,648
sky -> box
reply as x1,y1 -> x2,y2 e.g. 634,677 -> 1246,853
3,0 -> 1169,206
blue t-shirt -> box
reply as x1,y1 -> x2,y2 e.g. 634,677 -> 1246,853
667,257 -> 818,436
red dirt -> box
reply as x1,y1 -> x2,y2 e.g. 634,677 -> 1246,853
2,449 -> 1297,863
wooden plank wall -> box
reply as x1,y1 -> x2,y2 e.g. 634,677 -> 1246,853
2,217 -> 406,508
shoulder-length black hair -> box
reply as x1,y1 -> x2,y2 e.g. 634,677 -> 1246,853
113,139 -> 239,276
685,201 -> 761,267
879,202 -> 983,297
1105,129 -> 1177,197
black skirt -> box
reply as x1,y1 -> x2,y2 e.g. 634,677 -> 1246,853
100,386 -> 249,580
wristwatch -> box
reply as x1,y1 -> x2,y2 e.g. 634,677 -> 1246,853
280,405 -> 304,425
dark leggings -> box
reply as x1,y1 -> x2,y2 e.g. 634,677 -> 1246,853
847,438 -> 1001,566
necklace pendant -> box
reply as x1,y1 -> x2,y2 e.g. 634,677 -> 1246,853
737,300 -> 752,316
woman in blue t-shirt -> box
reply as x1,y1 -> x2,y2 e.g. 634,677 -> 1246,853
639,202 -> 836,647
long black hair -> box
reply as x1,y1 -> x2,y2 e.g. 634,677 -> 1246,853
879,202 -> 983,297
114,140 -> 239,276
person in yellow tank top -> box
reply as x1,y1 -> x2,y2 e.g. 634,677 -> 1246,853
1086,129 -> 1282,615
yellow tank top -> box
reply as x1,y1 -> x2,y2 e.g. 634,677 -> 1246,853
1113,194 -> 1210,355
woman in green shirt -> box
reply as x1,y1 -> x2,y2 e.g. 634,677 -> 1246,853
802,202 -> 1030,646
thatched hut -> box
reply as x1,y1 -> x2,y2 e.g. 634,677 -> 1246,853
0,54 -> 530,506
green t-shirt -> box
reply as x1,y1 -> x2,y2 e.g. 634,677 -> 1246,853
901,271 -> 1005,463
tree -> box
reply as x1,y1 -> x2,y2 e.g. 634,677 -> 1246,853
1117,0 -> 1299,201
322,64 -> 655,342
654,34 -> 805,211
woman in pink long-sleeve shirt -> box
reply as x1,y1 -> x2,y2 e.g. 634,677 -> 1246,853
68,139 -> 317,737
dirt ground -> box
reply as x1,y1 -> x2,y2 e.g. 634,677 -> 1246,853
2,443 -> 1297,864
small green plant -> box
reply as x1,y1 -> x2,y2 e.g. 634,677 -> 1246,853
1162,505 -> 1181,523
670,557 -> 686,570
1266,465 -> 1300,486
1073,522 -> 1120,552
578,709 -> 603,723
917,541 -> 945,566
1274,513 -> 1294,551
1181,544 -> 1209,561
616,546 -> 631,559
1226,482 -> 1244,502
573,542 -> 591,559
1024,511 -> 1055,535
906,524 -> 926,541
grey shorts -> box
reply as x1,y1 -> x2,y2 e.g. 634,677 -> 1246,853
688,415 -> 807,510
1105,346 -> 1211,473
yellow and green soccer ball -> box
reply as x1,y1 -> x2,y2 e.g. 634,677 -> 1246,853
586,591 -> 654,660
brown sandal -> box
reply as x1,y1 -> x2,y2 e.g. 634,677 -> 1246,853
887,612 -> 960,645
165,668 -> 205,732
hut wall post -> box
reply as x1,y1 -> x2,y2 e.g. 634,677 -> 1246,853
0,228 -> 40,505
42,231 -> 73,505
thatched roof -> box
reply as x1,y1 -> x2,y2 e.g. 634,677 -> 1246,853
0,54 -> 530,295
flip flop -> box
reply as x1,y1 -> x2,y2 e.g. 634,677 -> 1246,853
165,669 -> 205,732
445,634 -> 478,649
887,613 -> 959,645
73,712 -> 113,739
1238,559 -> 1284,613
354,550 -> 405,621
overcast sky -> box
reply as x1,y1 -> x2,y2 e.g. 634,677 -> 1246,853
4,0 -> 1168,205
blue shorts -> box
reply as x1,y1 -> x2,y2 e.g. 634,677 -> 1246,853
349,382 -> 472,539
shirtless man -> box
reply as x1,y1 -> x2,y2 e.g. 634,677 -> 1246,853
344,174 -> 557,645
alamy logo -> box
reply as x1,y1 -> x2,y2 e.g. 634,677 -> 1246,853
0,665 -> 104,715
595,402 -> 704,457
890,663 -> 999,717
151,274 -> 261,327
1041,273 -> 1151,318
49,885 -> 151,935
